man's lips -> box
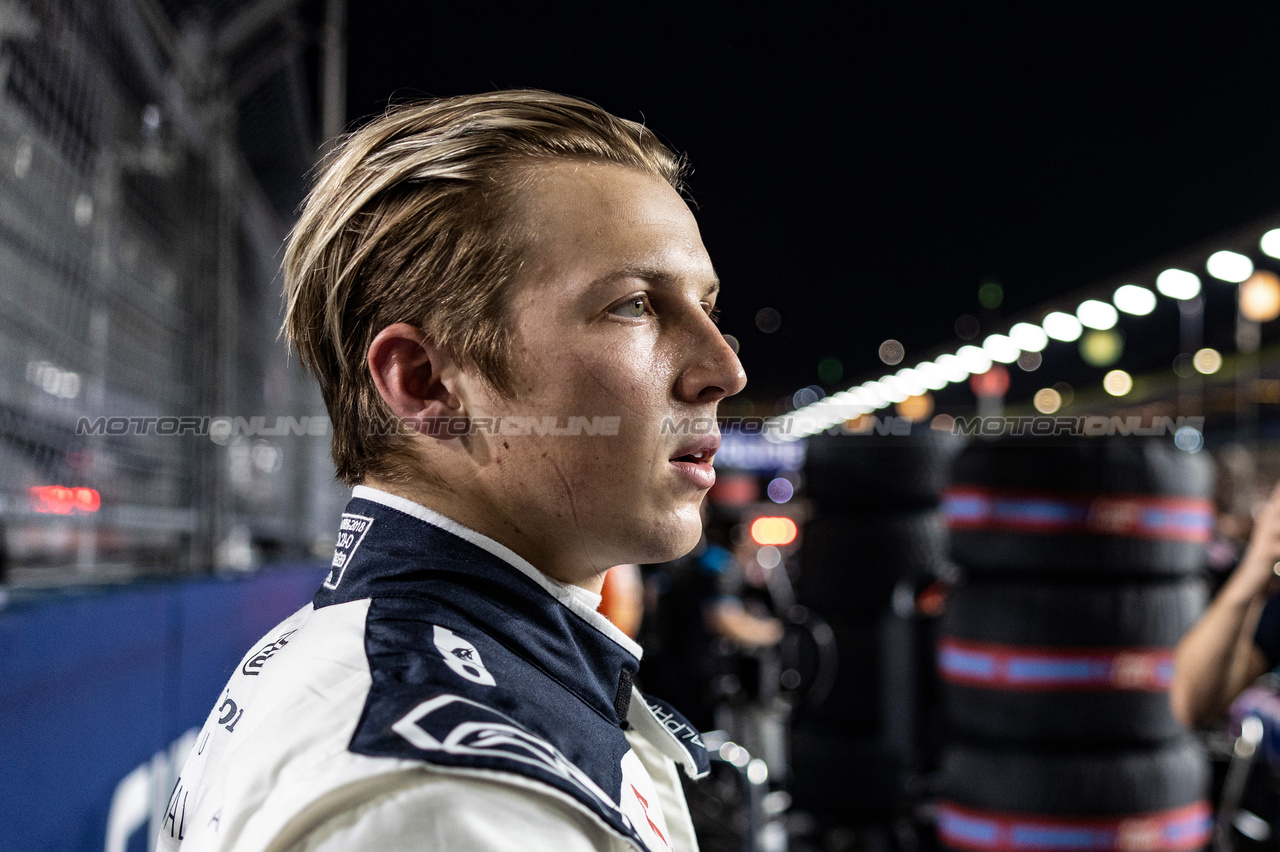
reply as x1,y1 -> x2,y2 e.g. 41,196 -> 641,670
669,435 -> 720,488
669,435 -> 721,465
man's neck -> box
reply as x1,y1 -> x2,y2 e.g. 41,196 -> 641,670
358,476 -> 609,595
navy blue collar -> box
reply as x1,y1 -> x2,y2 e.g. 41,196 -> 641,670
313,486 -> 641,726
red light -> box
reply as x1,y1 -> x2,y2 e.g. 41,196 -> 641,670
751,516 -> 797,546
709,474 -> 759,507
30,486 -> 100,514
969,365 -> 1011,398
74,487 -> 101,512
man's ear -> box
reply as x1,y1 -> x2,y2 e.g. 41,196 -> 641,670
367,323 -> 462,426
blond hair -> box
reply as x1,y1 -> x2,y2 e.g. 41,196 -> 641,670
282,90 -> 686,486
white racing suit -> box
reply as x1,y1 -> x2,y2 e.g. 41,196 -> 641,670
158,486 -> 708,852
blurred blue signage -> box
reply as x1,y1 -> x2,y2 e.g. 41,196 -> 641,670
0,565 -> 323,852
715,430 -> 806,472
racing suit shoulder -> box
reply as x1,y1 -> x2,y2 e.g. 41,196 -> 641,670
160,491 -> 705,852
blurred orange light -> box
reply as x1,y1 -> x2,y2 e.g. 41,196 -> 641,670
896,393 -> 934,422
751,516 -> 797,546
30,485 -> 100,514
1241,270 -> 1280,322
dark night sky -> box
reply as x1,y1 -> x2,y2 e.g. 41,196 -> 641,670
344,6 -> 1280,409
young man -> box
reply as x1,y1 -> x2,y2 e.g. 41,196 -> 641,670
158,91 -> 745,852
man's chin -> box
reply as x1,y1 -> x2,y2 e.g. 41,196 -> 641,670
616,501 -> 705,564
651,516 -> 705,563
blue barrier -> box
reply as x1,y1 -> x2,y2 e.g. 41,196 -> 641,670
0,564 -> 325,852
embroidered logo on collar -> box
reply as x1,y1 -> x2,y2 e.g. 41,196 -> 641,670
325,513 -> 374,589
645,697 -> 705,749
433,625 -> 496,686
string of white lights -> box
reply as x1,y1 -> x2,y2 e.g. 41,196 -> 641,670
767,232 -> 1280,440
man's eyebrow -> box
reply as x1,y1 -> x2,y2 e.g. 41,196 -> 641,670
588,266 -> 721,296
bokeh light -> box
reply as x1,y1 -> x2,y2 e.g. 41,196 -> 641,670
957,345 -> 993,374
895,368 -> 928,396
979,281 -> 1004,309
751,516 -> 798,546
1240,270 -> 1280,322
877,378 -> 910,403
970,365 -> 1010,398
936,354 -> 970,382
766,477 -> 794,504
1193,348 -> 1222,374
1077,299 -> 1119,330
1113,284 -> 1157,316
954,314 -> 980,340
1103,369 -> 1133,396
792,387 -> 820,408
1043,311 -> 1083,342
1174,425 -> 1204,454
1053,381 -> 1075,407
1009,322 -> 1049,352
1206,250 -> 1254,283
1262,229 -> 1280,259
896,393 -> 935,421
1033,387 -> 1062,413
861,381 -> 889,406
916,361 -> 949,391
755,307 -> 782,333
982,333 -> 1020,364
1156,268 -> 1201,300
879,339 -> 905,365
1080,328 -> 1124,367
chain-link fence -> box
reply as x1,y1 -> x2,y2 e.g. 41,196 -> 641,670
0,0 -> 346,587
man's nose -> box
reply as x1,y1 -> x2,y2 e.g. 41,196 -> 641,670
675,316 -> 748,405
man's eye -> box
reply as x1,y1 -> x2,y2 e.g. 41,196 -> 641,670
610,296 -> 650,319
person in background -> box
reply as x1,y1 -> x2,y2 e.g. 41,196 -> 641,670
1172,481 -> 1280,727
640,519 -> 782,731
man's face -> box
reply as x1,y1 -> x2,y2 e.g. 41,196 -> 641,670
455,160 -> 746,585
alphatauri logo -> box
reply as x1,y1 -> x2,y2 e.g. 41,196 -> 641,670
433,625 -> 496,686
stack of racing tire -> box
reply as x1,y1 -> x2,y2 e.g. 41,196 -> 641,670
937,435 -> 1214,852
790,428 -> 959,828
